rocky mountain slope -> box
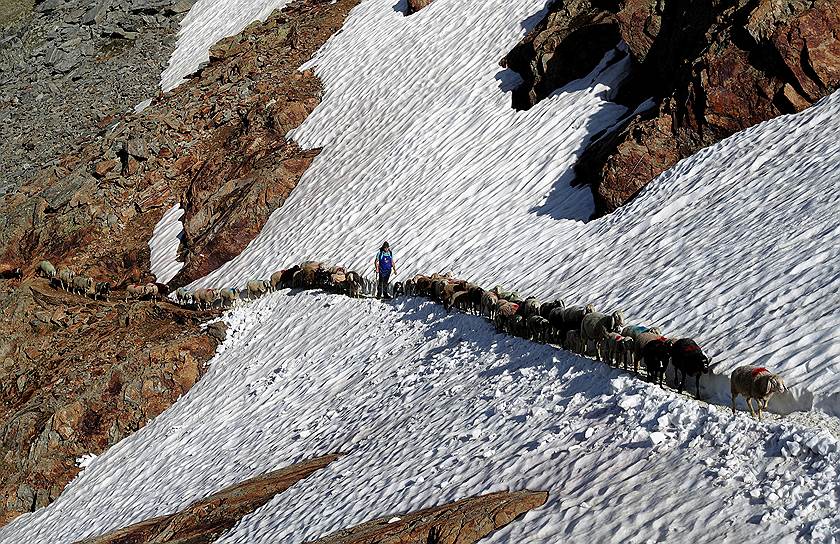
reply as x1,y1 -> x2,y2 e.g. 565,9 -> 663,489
0,0 -> 193,194
0,0 -> 359,526
503,0 -> 840,215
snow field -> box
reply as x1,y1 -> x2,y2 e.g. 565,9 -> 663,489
148,203 -> 185,284
2,292 -> 838,543
186,0 -> 840,414
160,0 -> 290,91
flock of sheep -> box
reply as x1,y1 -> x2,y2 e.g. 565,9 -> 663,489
33,258 -> 787,420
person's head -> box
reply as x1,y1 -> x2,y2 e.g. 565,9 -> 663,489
381,242 -> 390,251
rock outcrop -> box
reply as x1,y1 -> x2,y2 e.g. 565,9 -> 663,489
0,278 -> 224,525
74,455 -> 341,544
0,0 -> 359,289
308,490 -> 549,544
406,0 -> 434,15
503,0 -> 840,215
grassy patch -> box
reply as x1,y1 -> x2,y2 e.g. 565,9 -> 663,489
0,0 -> 35,31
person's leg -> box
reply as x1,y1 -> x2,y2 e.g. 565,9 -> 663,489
380,272 -> 391,298
376,274 -> 385,298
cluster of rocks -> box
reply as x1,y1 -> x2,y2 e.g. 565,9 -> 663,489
0,278 -> 225,525
0,0 -> 194,193
502,0 -> 840,216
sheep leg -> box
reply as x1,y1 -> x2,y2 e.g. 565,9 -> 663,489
695,374 -> 701,399
677,371 -> 686,394
746,398 -> 756,418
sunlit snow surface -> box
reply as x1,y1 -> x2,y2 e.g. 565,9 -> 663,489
148,204 -> 185,284
189,0 -> 839,413
160,0 -> 290,91
2,294 -> 838,543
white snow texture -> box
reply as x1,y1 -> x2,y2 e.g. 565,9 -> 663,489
3,0 -> 839,543
148,203 -> 185,284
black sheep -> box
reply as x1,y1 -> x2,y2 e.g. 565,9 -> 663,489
94,282 -> 111,301
670,338 -> 712,399
642,337 -> 672,387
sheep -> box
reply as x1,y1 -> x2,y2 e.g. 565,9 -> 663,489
270,270 -> 285,291
93,282 -> 111,301
125,284 -> 146,302
404,278 -> 416,296
392,281 -> 405,298
246,279 -> 270,298
540,299 -> 565,320
0,266 -> 22,280
641,336 -> 672,387
558,304 -> 595,350
580,310 -> 625,360
71,276 -> 93,297
300,261 -> 322,287
600,332 -> 633,368
279,265 -> 300,289
670,338 -> 713,399
480,291 -> 499,319
565,330 -> 582,354
412,275 -> 432,297
175,287 -> 193,305
193,288 -> 217,310
522,297 -> 541,318
432,279 -> 447,301
622,325 -> 662,372
730,366 -> 786,420
57,267 -> 75,290
466,284 -> 484,315
494,301 -> 520,333
345,271 -> 363,298
527,315 -> 551,343
631,330 -> 665,374
219,287 -> 240,307
144,283 -> 159,301
38,260 -> 56,279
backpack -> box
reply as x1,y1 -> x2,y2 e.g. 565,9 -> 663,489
378,251 -> 393,274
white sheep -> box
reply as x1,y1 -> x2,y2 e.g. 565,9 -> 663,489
730,366 -> 786,420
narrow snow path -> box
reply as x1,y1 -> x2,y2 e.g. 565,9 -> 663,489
2,292 -> 838,543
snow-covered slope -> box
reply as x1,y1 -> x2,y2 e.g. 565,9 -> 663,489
184,0 -> 840,413
148,204 -> 185,284
2,292 -> 839,543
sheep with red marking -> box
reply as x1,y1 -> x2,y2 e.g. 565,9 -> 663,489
731,366 -> 786,420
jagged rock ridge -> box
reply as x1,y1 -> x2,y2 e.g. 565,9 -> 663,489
502,0 -> 840,215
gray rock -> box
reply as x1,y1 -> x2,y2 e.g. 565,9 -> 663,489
36,0 -> 64,13
82,0 -> 111,25
126,137 -> 149,159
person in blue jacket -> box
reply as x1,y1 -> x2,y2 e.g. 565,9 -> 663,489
375,242 -> 396,299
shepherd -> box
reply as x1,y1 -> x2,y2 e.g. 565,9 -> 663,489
374,241 -> 397,299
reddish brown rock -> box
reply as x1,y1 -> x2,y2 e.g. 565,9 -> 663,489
406,0 -> 434,14
0,279 -> 224,525
74,455 -> 340,544
504,0 -> 840,215
307,490 -> 548,544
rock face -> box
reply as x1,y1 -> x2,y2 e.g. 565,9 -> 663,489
74,455 -> 341,544
406,0 -> 434,15
0,0 -> 193,194
0,0 -> 361,526
308,490 -> 549,544
0,278 -> 224,525
0,0 -> 360,290
503,0 -> 840,215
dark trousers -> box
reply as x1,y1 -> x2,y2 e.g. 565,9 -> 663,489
377,271 -> 391,298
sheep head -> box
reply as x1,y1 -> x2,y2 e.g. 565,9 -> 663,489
584,303 -> 596,314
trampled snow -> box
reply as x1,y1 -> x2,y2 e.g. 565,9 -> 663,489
185,0 -> 840,414
3,292 -> 839,543
148,203 -> 185,284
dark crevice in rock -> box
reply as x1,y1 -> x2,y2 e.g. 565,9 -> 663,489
503,0 -> 840,216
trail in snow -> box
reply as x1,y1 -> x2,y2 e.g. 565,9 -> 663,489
184,0 -> 840,415
1,292 -> 838,543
